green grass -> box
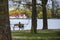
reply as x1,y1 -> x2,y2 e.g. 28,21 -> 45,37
11,30 -> 60,40
12,38 -> 60,40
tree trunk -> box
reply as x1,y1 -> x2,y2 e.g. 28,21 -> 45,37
0,0 -> 12,40
52,0 -> 57,18
42,0 -> 48,30
42,5 -> 48,29
31,0 -> 37,34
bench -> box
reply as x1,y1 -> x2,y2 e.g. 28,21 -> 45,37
13,24 -> 24,30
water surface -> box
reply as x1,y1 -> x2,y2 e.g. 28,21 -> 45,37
10,19 -> 60,30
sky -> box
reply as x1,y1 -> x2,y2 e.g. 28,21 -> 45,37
8,0 -> 60,9
8,0 -> 60,5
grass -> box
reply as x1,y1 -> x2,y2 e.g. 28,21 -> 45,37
12,38 -> 60,40
11,30 -> 60,40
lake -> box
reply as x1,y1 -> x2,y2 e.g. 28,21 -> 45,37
10,19 -> 60,30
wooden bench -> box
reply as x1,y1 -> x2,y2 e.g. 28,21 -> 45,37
13,24 -> 24,30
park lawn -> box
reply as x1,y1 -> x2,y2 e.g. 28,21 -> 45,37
11,30 -> 60,40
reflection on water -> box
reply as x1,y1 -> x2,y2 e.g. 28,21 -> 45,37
10,19 -> 60,30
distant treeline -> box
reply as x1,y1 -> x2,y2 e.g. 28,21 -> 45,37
9,9 -> 60,19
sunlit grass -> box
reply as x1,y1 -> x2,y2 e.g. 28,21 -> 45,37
11,30 -> 60,40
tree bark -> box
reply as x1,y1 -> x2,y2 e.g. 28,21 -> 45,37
42,0 -> 48,29
0,0 -> 12,40
31,0 -> 37,34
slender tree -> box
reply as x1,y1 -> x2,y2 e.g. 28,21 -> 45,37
27,2 -> 32,10
42,0 -> 48,29
31,0 -> 37,34
52,0 -> 57,18
0,0 -> 12,40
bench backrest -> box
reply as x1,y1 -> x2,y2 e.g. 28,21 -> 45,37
14,24 -> 24,28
